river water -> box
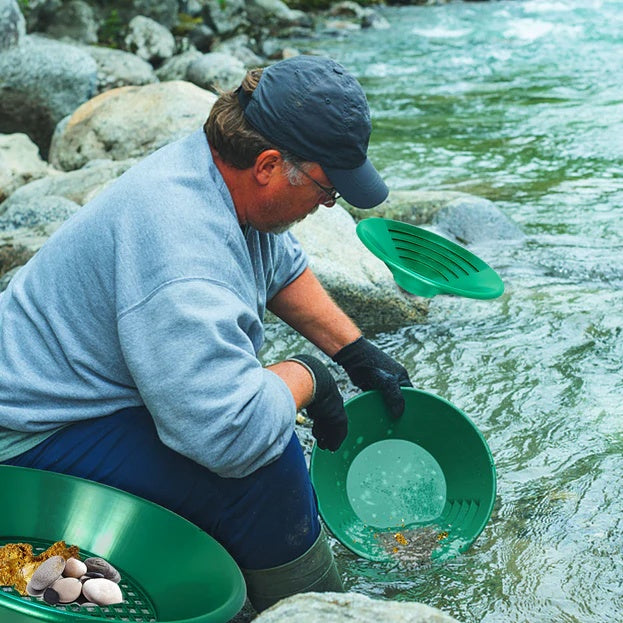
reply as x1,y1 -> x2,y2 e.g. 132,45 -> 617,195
265,2 -> 623,622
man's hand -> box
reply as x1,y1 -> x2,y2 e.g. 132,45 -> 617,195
289,354 -> 347,451
332,337 -> 412,419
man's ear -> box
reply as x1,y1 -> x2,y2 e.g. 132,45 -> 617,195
253,149 -> 283,186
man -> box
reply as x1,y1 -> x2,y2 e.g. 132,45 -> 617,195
0,55 -> 412,610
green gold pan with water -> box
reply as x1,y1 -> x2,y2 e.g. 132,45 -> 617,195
0,466 -> 246,623
310,389 -> 496,562
356,217 -> 504,299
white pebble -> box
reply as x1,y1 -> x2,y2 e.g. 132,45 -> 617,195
63,557 -> 87,579
50,576 -> 82,603
82,578 -> 123,606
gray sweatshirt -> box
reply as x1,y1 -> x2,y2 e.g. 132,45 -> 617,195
0,129 -> 308,477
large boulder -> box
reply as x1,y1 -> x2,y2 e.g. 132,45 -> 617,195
291,205 -> 427,333
0,0 -> 25,51
0,195 -> 80,231
48,81 -> 217,171
0,133 -> 53,204
0,35 -> 97,156
254,592 -> 461,622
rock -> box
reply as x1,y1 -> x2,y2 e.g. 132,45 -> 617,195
213,35 -> 265,67
432,196 -> 524,244
0,195 -> 80,231
0,0 -> 25,51
0,265 -> 21,291
155,49 -> 203,81
80,572 -> 104,582
50,576 -> 82,603
43,0 -> 98,44
187,52 -> 247,92
2,159 -> 136,209
253,592 -> 462,622
186,24 -> 216,53
81,45 -> 158,93
84,557 -> 121,583
124,15 -> 176,65
290,205 -> 428,333
48,82 -> 217,171
0,133 -> 52,204
246,0 -> 312,32
43,587 -> 60,605
201,0 -> 249,38
29,555 -> 66,591
346,189 -> 468,224
131,0 -> 179,30
0,35 -> 97,156
63,557 -> 88,579
82,578 -> 123,605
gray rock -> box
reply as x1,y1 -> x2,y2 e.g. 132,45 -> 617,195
2,159 -> 136,208
246,0 -> 312,31
213,36 -> 265,68
43,0 -> 98,44
187,52 -> 247,92
253,592 -> 462,622
83,557 -> 121,583
0,0 -> 25,51
82,577 -> 123,605
81,45 -> 158,93
290,205 -> 428,333
0,35 -> 97,155
201,0 -> 249,38
48,81 -> 217,171
29,555 -> 66,591
0,133 -> 52,204
187,24 -> 216,53
432,196 -> 524,244
124,15 -> 175,64
43,587 -> 60,604
155,49 -> 203,81
131,0 -> 179,29
0,195 -> 80,231
50,576 -> 82,603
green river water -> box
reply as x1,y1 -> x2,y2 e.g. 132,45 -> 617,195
264,1 -> 623,621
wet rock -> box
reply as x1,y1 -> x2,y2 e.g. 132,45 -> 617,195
62,557 -> 87,579
30,555 -> 65,591
50,576 -> 82,603
82,577 -> 123,605
84,557 -> 121,583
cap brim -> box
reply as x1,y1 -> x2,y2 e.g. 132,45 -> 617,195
324,158 -> 388,210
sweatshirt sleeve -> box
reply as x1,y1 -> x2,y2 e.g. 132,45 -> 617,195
117,277 -> 296,478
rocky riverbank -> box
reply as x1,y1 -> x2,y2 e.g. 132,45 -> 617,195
0,0 -> 520,620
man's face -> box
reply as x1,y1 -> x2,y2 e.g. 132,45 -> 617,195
254,164 -> 337,234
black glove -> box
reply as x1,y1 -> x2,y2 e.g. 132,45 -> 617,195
332,336 -> 412,419
289,354 -> 347,451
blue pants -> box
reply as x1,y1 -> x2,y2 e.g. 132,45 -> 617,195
2,407 -> 320,569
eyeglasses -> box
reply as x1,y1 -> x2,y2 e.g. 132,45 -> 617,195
291,164 -> 340,205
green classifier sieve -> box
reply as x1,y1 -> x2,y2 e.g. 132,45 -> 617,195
0,466 -> 246,623
310,389 -> 496,562
356,217 -> 504,299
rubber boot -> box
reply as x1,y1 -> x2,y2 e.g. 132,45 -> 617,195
241,526 -> 344,612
